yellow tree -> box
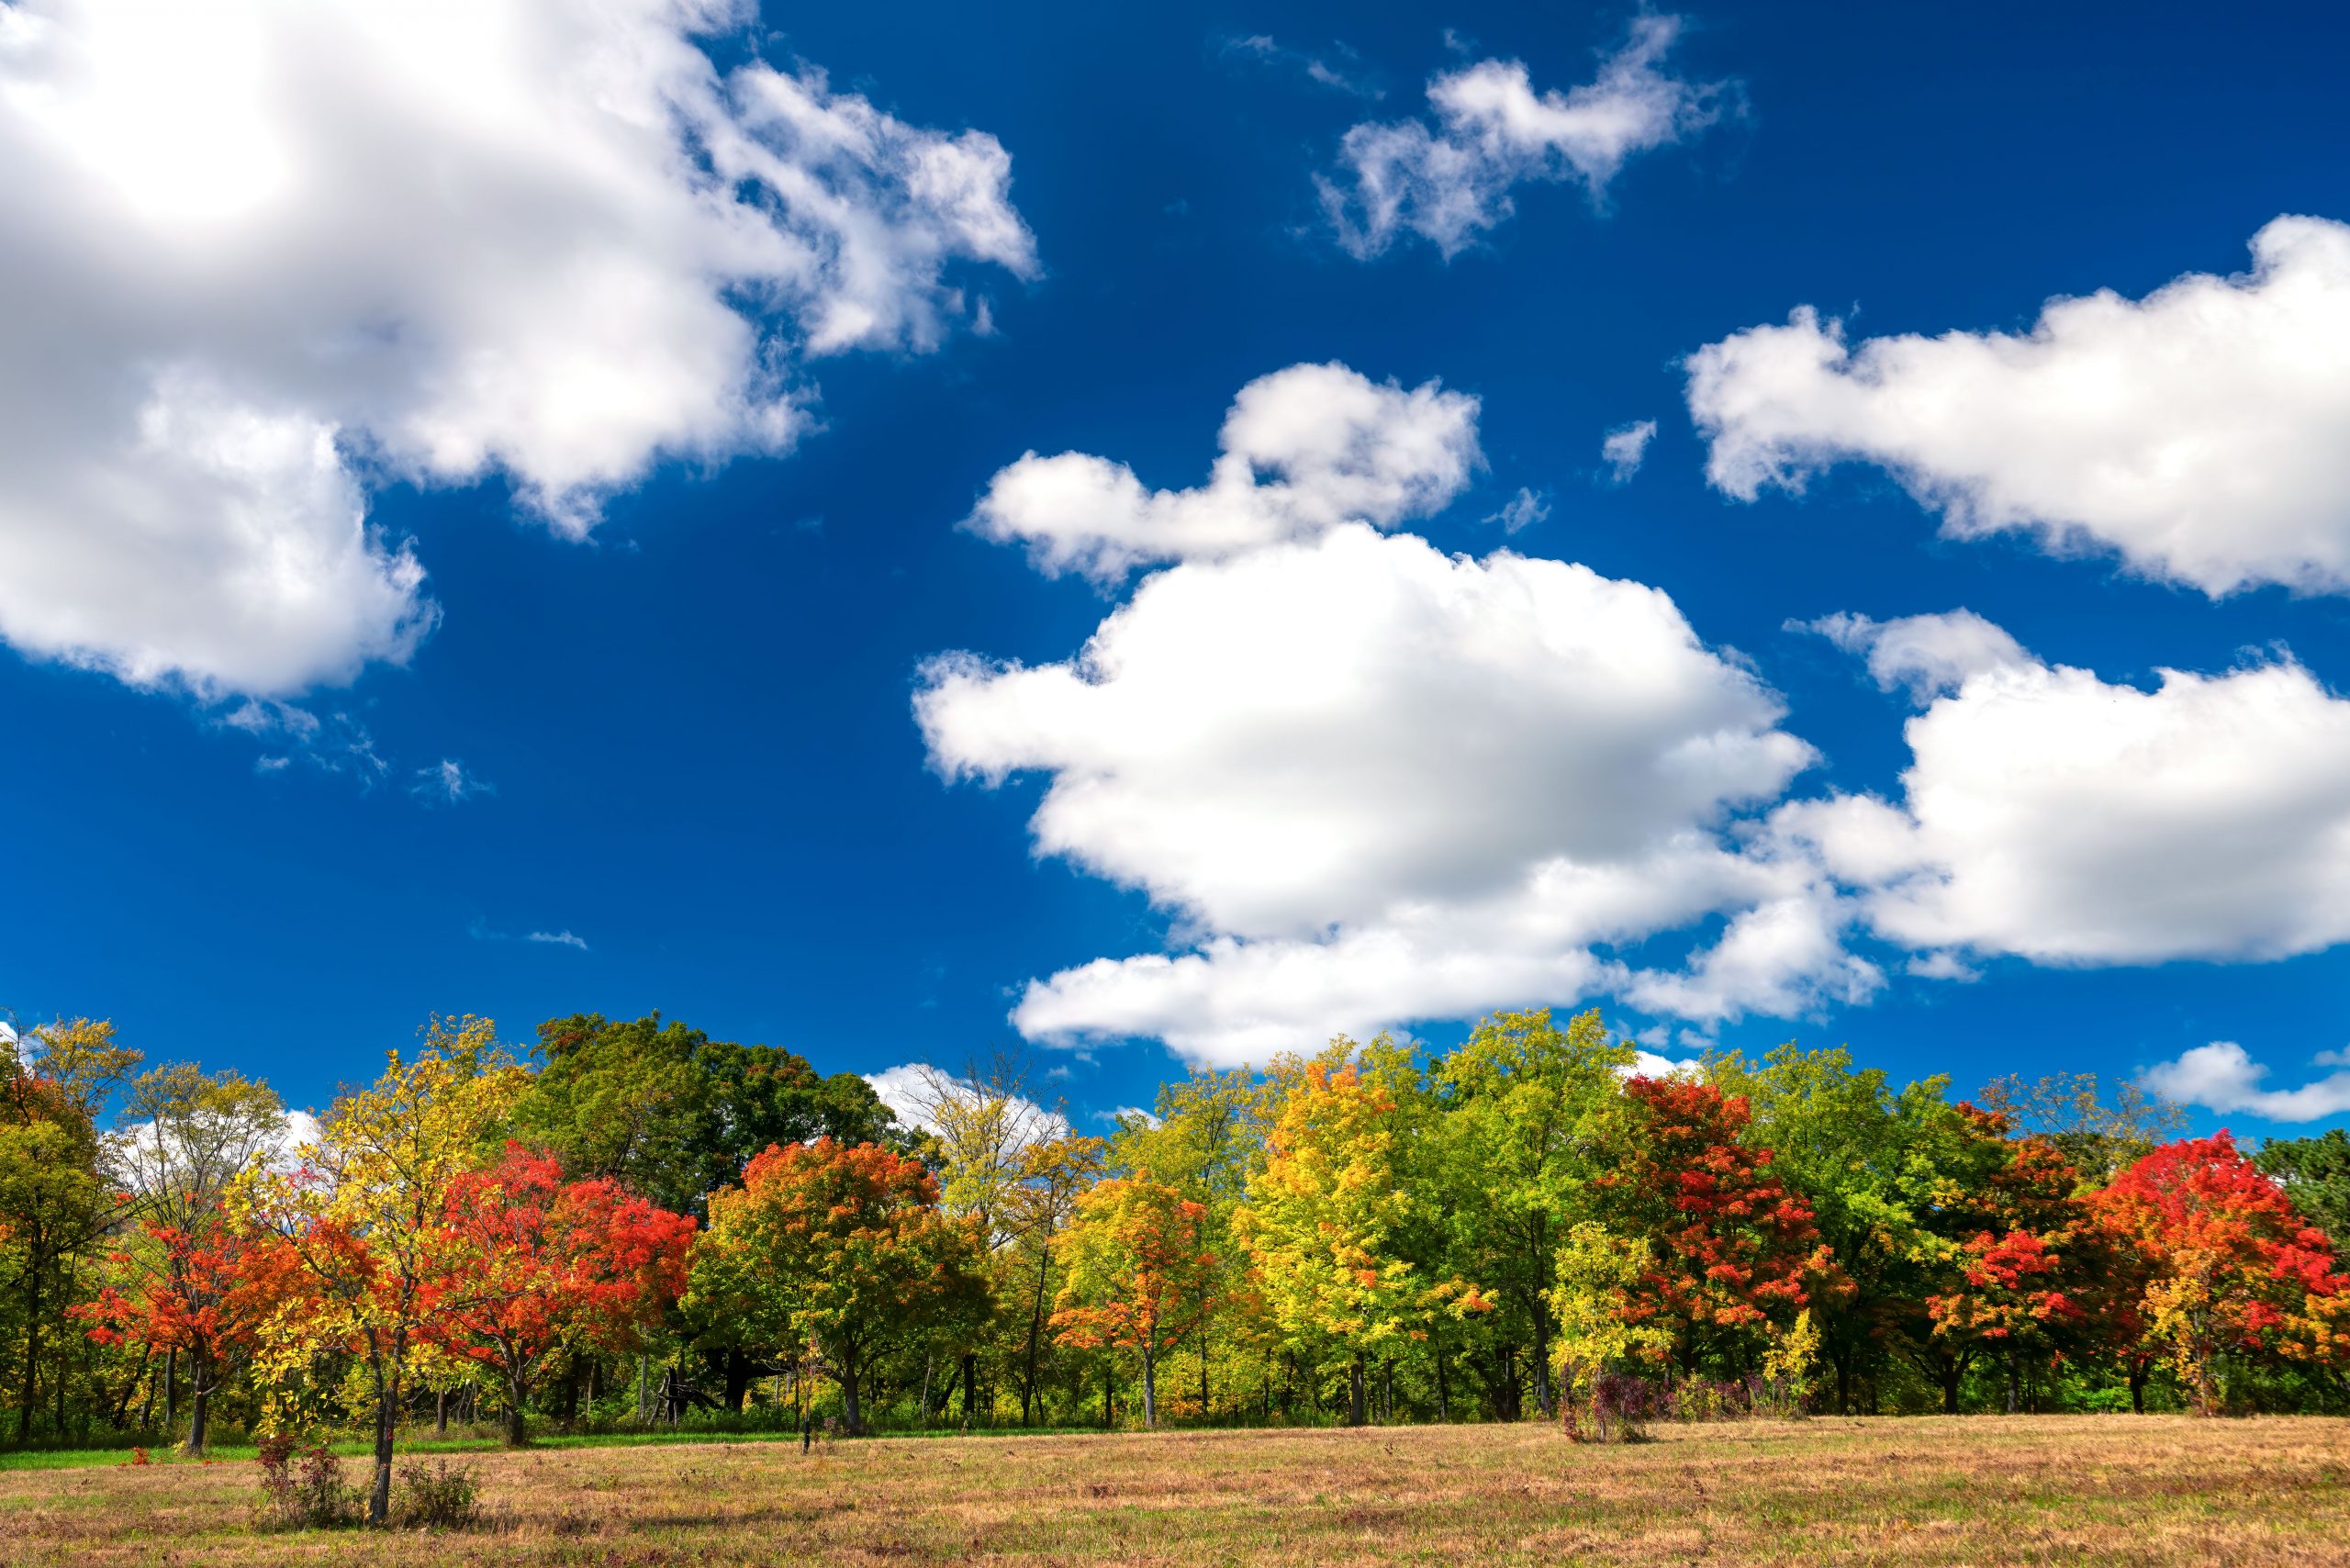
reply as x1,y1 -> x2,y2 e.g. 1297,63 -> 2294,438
234,1016 -> 526,1524
1049,1174 -> 1214,1427
1235,1043 -> 1467,1425
1004,1134 -> 1106,1425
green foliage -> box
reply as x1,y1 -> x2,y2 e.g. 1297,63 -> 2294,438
515,1014 -> 898,1218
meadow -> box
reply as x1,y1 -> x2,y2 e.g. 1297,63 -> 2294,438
4,1416 -> 2347,1566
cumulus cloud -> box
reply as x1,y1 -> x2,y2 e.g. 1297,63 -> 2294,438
1777,612 -> 2350,966
1601,419 -> 1658,484
1795,609 -> 2032,702
966,363 -> 1480,582
1688,216 -> 2350,597
860,1062 -> 1068,1147
0,0 -> 1035,697
923,370 -> 1880,1066
2141,1042 -> 2350,1123
1320,15 -> 1729,259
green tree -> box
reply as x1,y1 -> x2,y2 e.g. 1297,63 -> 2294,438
2256,1129 -> 2350,1247
1432,1008 -> 1626,1416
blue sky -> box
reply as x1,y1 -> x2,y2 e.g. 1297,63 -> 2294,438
5,0 -> 2350,1137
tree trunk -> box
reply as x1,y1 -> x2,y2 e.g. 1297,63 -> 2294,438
1434,1338 -> 1449,1422
1199,1333 -> 1210,1417
1830,1339 -> 1853,1416
1022,1246 -> 1051,1428
960,1352 -> 978,1426
185,1349 -> 211,1454
1348,1353 -> 1368,1427
162,1347 -> 177,1432
1102,1361 -> 1114,1428
370,1359 -> 397,1526
436,1388 -> 449,1437
723,1349 -> 754,1413
506,1366 -> 530,1446
1141,1339 -> 1158,1428
1531,1297 -> 1554,1417
2004,1355 -> 2020,1415
840,1362 -> 862,1434
18,1261 -> 44,1443
1940,1361 -> 1963,1416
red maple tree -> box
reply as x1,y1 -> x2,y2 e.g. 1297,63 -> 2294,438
2091,1131 -> 2350,1412
1594,1077 -> 1842,1376
426,1143 -> 697,1444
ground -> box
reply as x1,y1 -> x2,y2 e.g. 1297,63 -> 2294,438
3,1416 -> 2347,1564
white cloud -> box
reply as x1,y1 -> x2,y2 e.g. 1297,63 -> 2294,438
1319,15 -> 1729,259
0,0 -> 1034,697
1485,486 -> 1551,532
525,929 -> 589,951
923,523 -> 1812,940
411,757 -> 494,805
923,373 -> 1876,1067
2141,1041 -> 2350,1123
966,363 -> 1480,582
1777,613 -> 2350,966
1219,34 -> 1380,98
860,1062 -> 1068,1147
1097,1105 -> 1163,1129
1795,609 -> 2032,702
1688,216 -> 2350,598
1601,419 -> 1657,484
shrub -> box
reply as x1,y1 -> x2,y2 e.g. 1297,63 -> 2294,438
254,1435 -> 362,1530
1563,1372 -> 1667,1443
394,1459 -> 484,1530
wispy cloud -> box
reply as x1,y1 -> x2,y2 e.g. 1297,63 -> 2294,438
1484,486 -> 1551,532
1219,33 -> 1382,98
411,757 -> 494,805
218,700 -> 388,787
525,929 -> 589,950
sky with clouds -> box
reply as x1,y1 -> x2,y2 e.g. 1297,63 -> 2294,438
4,0 -> 2349,1137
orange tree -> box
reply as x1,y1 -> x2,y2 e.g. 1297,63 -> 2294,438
1048,1174 -> 1214,1427
1585,1075 -> 1841,1383
430,1143 -> 696,1445
73,1202 -> 280,1452
231,1018 -> 528,1524
683,1138 -> 990,1432
1915,1117 -> 2104,1413
2092,1131 -> 2350,1413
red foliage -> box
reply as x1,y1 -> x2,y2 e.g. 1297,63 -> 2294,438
425,1143 -> 697,1438
1596,1077 -> 1841,1361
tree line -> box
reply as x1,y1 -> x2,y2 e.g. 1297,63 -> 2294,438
5,1006 -> 2349,1519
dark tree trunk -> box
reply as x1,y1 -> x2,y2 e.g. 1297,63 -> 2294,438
505,1368 -> 530,1446
18,1261 -> 44,1443
1830,1339 -> 1853,1416
1531,1297 -> 1554,1416
960,1351 -> 979,1425
1141,1339 -> 1158,1428
185,1348 -> 211,1454
1022,1247 -> 1051,1428
2129,1361 -> 2148,1414
1940,1361 -> 1963,1416
369,1350 -> 397,1526
436,1387 -> 450,1437
1348,1353 -> 1368,1427
840,1361 -> 863,1434
723,1349 -> 754,1412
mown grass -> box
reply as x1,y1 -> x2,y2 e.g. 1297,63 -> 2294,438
3,1415 -> 2346,1564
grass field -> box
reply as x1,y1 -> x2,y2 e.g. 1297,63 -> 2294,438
2,1416 -> 2346,1565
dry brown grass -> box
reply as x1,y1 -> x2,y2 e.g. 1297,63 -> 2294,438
3,1415 -> 2347,1565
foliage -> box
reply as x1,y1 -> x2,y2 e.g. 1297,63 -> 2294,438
1050,1174 -> 1214,1427
254,1433 -> 363,1530
430,1143 -> 695,1445
2092,1132 -> 2350,1413
684,1137 -> 990,1431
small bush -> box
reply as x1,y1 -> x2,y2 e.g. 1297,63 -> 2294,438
393,1459 -> 484,1530
1563,1372 -> 1668,1443
254,1434 -> 362,1530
